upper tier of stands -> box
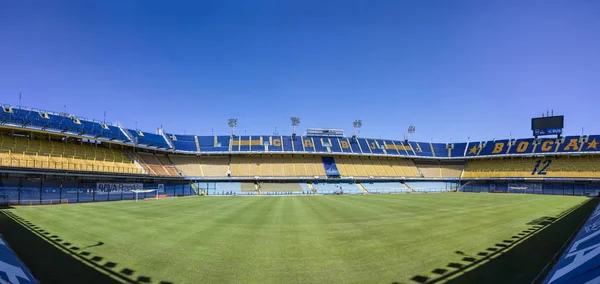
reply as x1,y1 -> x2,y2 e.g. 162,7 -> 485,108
1,107 -> 129,141
3,104 -> 600,158
127,129 -> 170,149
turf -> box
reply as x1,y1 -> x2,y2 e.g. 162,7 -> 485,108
0,193 -> 593,284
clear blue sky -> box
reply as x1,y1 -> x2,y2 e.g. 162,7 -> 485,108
1,1 -> 599,142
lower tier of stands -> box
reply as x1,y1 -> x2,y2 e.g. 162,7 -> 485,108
360,182 -> 409,194
312,182 -> 363,194
404,181 -> 454,192
169,154 -> 442,178
0,134 -> 141,174
0,177 -> 191,205
463,156 -> 600,178
190,181 -> 453,195
460,181 -> 600,195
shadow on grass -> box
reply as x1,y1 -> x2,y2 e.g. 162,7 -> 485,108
404,197 -> 599,284
0,210 -> 175,284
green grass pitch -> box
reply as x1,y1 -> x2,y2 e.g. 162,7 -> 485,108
0,193 -> 595,284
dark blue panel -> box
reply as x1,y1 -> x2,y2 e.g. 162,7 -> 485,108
266,136 -> 281,151
478,139 -> 510,156
408,141 -> 432,157
291,137 -> 304,152
198,136 -> 214,147
556,136 -> 584,153
180,134 -> 197,142
313,137 -> 327,153
365,139 -> 385,154
250,138 -> 265,152
281,136 -> 294,152
348,139 -> 362,153
329,138 -> 342,153
464,142 -> 483,157
507,139 -> 535,155
582,135 -> 600,152
382,140 -> 399,155
172,140 -> 197,152
209,136 -> 230,151
451,143 -> 468,157
336,138 -> 353,153
534,138 -> 559,154
302,137 -> 315,152
358,139 -> 371,154
129,130 -> 170,148
432,143 -> 447,157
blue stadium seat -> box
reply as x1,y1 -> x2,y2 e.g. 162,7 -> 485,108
361,182 -> 407,194
404,182 -> 449,192
281,136 -> 294,151
312,182 -> 362,194
432,143 -> 448,157
128,129 -> 170,148
451,143 -> 468,157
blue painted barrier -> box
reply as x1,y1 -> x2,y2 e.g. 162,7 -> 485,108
544,202 -> 600,284
0,233 -> 37,284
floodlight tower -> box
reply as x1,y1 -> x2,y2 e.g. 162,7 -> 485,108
352,120 -> 362,140
290,117 -> 300,138
405,125 -> 416,142
228,118 -> 238,137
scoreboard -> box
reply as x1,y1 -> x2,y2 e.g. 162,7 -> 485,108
531,116 -> 564,137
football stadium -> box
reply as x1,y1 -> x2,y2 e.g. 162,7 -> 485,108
0,104 -> 599,284
3,1 -> 600,284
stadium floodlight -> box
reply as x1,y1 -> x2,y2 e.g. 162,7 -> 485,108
228,118 -> 238,137
405,125 -> 416,141
352,120 -> 362,138
291,117 -> 300,136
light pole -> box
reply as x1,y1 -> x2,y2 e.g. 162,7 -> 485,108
405,125 -> 415,142
291,117 -> 300,137
228,118 -> 238,137
353,120 -> 362,140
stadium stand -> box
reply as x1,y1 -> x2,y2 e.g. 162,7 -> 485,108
228,155 -> 325,177
404,181 -> 451,192
135,152 -> 179,176
0,106 -> 130,142
441,164 -> 464,178
257,182 -> 304,194
312,182 -> 363,194
415,163 -> 441,178
360,182 -> 409,194
169,155 -> 203,176
205,182 -> 246,195
0,134 -> 141,174
169,134 -> 198,152
414,161 -> 465,178
169,156 -> 230,177
128,129 -> 171,149
462,156 -> 600,178
335,156 -> 420,177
